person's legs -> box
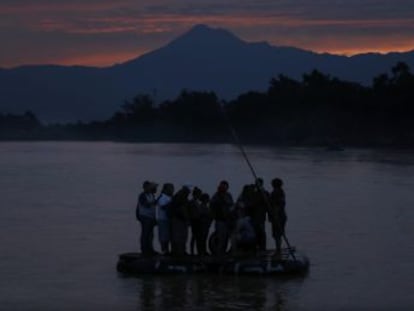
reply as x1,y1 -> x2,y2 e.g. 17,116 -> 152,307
177,219 -> 188,255
258,222 -> 266,251
215,221 -> 228,255
197,220 -> 211,255
272,221 -> 283,256
140,216 -> 154,255
190,223 -> 198,255
171,218 -> 188,256
171,218 -> 180,255
193,221 -> 205,255
252,221 -> 266,252
158,220 -> 170,254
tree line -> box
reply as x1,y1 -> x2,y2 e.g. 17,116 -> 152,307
1,62 -> 414,147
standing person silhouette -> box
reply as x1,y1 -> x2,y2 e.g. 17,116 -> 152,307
198,193 -> 212,256
189,187 -> 203,255
156,183 -> 174,255
269,178 -> 287,257
170,185 -> 191,256
250,178 -> 269,253
210,180 -> 234,256
136,181 -> 158,256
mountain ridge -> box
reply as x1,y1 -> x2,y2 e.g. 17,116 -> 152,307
1,24 -> 414,122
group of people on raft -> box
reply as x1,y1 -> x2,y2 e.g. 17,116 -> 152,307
136,178 -> 287,257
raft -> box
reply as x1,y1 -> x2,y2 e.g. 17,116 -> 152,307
116,249 -> 309,276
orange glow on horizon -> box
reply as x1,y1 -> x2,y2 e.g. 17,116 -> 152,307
1,5 -> 414,67
321,47 -> 414,56
2,43 -> 413,69
66,46 -> 414,68
285,38 -> 414,57
54,50 -> 150,67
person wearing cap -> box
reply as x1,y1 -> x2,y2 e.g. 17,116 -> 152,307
210,180 -> 234,256
269,177 -> 287,257
136,180 -> 158,256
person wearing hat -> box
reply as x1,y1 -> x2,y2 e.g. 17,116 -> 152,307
136,180 -> 158,256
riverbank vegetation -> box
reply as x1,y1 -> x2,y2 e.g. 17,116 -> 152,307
1,62 -> 414,148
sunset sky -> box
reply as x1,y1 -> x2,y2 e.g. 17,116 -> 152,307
1,0 -> 414,68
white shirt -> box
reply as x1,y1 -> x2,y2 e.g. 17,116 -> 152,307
156,193 -> 172,221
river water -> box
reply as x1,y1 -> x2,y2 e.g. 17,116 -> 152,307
0,142 -> 413,310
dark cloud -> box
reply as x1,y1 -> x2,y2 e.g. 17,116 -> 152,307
0,0 -> 413,67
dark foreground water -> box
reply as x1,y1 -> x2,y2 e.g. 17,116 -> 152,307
0,142 -> 413,310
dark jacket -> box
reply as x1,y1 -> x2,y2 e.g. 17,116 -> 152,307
170,188 -> 190,221
248,188 -> 269,224
269,188 -> 287,224
210,192 -> 234,222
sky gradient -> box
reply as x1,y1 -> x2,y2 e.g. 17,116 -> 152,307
1,0 -> 414,68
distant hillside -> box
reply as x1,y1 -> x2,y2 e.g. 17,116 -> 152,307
1,24 -> 414,122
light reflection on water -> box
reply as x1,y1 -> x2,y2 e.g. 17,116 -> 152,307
0,142 -> 414,310
118,275 -> 304,311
